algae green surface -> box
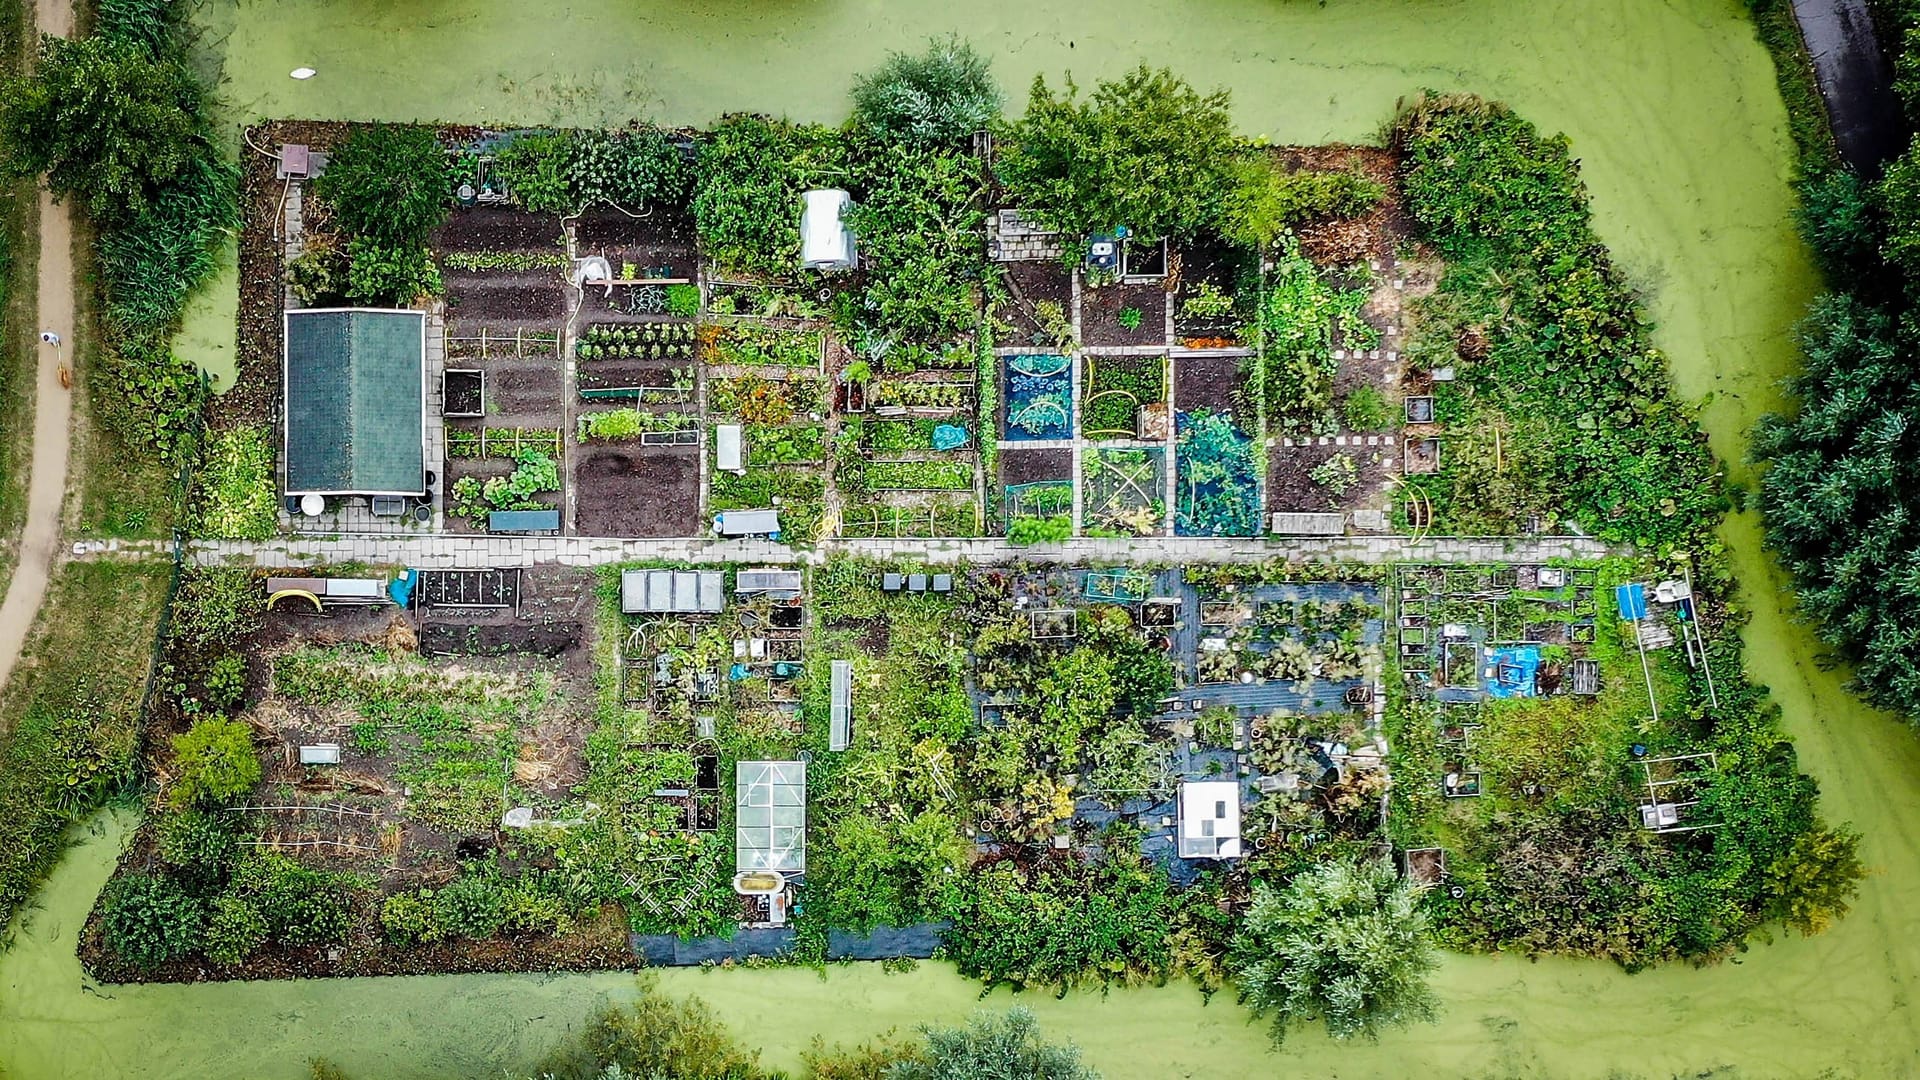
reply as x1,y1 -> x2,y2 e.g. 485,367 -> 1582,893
22,0 -> 1919,1076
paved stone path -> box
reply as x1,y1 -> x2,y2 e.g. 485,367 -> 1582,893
183,532 -> 1612,569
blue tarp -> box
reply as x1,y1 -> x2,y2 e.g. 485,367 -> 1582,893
1485,645 -> 1540,699
1615,583 -> 1648,621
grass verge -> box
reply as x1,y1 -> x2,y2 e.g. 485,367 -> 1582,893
0,558 -> 172,937
1744,0 -> 1842,173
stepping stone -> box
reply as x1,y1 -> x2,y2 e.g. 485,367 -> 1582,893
1334,349 -> 1347,360
1336,436 -> 1348,446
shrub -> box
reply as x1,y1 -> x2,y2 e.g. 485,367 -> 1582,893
433,874 -> 506,939
202,893 -> 268,965
567,126 -> 691,212
997,65 -> 1235,241
534,990 -> 766,1080
1230,857 -> 1438,1044
232,852 -> 357,946
0,34 -> 208,224
494,131 -> 571,214
693,115 -> 810,274
938,851 -> 1175,991
102,872 -> 203,968
344,237 -> 443,306
194,425 -> 279,540
380,889 -> 441,946
157,807 -> 238,883
892,1009 -> 1098,1080
168,717 -> 261,808
850,34 -> 1001,147
313,125 -> 449,247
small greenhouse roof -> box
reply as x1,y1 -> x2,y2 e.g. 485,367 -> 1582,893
736,760 -> 806,872
284,309 -> 426,496
1178,780 -> 1243,860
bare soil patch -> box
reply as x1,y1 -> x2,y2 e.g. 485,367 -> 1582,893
1173,354 -> 1246,414
993,261 -> 1073,348
1082,280 -> 1170,348
575,445 -> 700,537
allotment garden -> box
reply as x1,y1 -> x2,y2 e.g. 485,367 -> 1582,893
76,42 -> 1860,1048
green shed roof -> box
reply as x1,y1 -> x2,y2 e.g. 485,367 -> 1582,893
284,309 -> 425,495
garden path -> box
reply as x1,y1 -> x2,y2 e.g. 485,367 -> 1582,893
181,532 -> 1611,569
0,0 -> 78,703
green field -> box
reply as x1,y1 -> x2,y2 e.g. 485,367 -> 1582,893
4,0 -> 1907,1077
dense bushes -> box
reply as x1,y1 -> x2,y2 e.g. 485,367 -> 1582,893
0,11 -> 235,464
101,872 -> 203,968
1394,92 -> 1722,550
997,65 -> 1235,242
851,35 -> 1000,147
694,115 -> 821,274
1230,857 -> 1437,1044
937,850 -> 1176,991
167,717 -> 260,808
314,125 -> 449,247
1756,1 -> 1920,722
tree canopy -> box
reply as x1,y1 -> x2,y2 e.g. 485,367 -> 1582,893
313,124 -> 450,248
1229,857 -> 1439,1043
996,65 -> 1236,241
0,34 -> 209,223
851,35 -> 1002,147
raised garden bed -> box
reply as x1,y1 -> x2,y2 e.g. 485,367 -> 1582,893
1082,279 -> 1170,348
1082,356 -> 1167,439
1002,355 -> 1072,441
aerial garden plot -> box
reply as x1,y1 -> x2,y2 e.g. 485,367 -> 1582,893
120,41 -> 1862,1044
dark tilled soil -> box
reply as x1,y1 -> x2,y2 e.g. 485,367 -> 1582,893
432,206 -> 568,253
479,364 -> 563,419
578,359 -> 692,394
1266,440 -> 1398,513
421,622 -> 582,658
575,446 -> 700,538
994,261 -> 1073,347
575,208 -> 698,274
999,446 -> 1074,488
1082,280 -> 1171,348
1171,238 -> 1256,343
445,272 -> 569,325
1173,354 -> 1246,414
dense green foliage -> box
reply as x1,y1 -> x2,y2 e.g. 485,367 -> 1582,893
694,115 -> 829,274
1230,858 -> 1437,1043
937,851 -> 1176,991
0,35 -> 205,224
1219,156 -> 1383,251
567,125 -> 691,212
314,125 -> 450,247
167,717 -> 262,808
1393,93 -> 1721,548
997,66 -> 1235,241
851,35 -> 1001,148
1755,2 -> 1920,721
101,872 -> 202,968
892,1009 -> 1099,1080
0,11 -> 234,465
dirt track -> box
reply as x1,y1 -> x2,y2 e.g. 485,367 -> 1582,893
0,0 -> 78,698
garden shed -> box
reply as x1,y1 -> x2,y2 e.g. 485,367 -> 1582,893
1177,780 -> 1243,859
283,309 -> 427,496
736,760 -> 806,872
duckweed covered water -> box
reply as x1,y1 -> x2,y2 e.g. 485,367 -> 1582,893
60,0 -> 1920,1075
